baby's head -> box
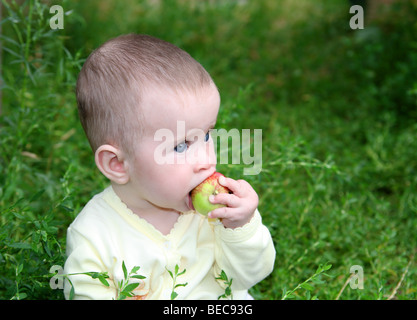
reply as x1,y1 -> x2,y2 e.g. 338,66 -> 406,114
77,33 -> 215,155
76,34 -> 220,213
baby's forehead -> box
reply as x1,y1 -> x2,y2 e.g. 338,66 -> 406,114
140,82 -> 218,111
138,83 -> 219,134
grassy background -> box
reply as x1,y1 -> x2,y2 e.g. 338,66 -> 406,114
1,0 -> 417,299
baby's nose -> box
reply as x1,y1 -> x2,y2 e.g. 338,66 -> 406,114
193,143 -> 216,172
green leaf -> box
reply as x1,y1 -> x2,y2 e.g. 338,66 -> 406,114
29,189 -> 45,202
18,292 -> 27,300
177,268 -> 187,276
311,277 -> 325,284
8,242 -> 31,249
216,270 -> 226,281
316,263 -> 332,273
98,276 -> 110,287
131,266 -> 141,274
69,285 -> 75,300
59,204 -> 74,212
132,275 -> 146,280
124,282 -> 140,293
323,263 -> 332,271
300,282 -> 314,291
171,291 -> 178,300
122,261 -> 128,280
174,282 -> 188,289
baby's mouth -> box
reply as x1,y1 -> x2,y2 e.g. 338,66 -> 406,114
188,192 -> 195,210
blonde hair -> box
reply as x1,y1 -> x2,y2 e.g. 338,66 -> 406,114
76,34 -> 214,153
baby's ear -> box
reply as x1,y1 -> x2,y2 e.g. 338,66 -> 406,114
95,145 -> 129,184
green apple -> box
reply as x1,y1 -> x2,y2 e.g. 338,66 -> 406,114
191,172 -> 231,216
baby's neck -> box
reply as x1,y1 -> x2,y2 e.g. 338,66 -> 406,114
112,184 -> 180,236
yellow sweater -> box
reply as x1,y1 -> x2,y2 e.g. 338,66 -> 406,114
64,186 -> 275,300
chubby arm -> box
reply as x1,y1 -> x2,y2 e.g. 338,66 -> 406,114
209,176 -> 276,290
213,209 -> 276,290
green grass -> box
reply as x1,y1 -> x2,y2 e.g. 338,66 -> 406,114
1,0 -> 417,300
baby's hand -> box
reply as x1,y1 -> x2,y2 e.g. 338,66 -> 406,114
208,175 -> 258,229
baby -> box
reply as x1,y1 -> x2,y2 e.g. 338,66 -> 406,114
64,34 -> 275,300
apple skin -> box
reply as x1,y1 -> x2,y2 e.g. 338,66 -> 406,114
191,172 -> 231,216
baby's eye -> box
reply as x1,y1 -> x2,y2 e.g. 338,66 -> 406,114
204,131 -> 210,142
174,141 -> 188,153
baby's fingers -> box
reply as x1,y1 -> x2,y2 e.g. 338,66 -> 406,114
209,192 -> 240,208
208,205 -> 236,221
218,176 -> 245,197
208,206 -> 254,229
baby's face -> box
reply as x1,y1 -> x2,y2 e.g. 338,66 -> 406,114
126,83 -> 220,213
